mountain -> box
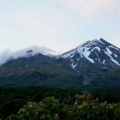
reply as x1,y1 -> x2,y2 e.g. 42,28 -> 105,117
57,38 -> 120,83
0,52 -> 83,87
0,38 -> 120,88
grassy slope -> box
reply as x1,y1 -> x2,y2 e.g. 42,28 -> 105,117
0,61 -> 84,87
91,67 -> 120,88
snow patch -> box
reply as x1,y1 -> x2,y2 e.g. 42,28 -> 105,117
71,62 -> 77,68
111,58 -> 120,66
109,45 -> 120,51
69,54 -> 75,58
114,54 -> 118,58
91,47 -> 101,52
106,47 -> 112,54
103,59 -> 106,64
99,39 -> 105,45
95,52 -> 99,57
77,45 -> 94,63
104,50 -> 120,66
87,39 -> 105,47
61,50 -> 75,58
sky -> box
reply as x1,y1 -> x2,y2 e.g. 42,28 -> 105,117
0,0 -> 120,53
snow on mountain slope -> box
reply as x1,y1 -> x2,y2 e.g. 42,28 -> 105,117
59,38 -> 120,70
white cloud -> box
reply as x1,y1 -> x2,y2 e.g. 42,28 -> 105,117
0,45 -> 58,66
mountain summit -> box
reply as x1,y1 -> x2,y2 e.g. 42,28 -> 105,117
60,38 -> 120,69
56,38 -> 120,84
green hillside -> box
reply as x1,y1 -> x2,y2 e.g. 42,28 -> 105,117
91,67 -> 120,88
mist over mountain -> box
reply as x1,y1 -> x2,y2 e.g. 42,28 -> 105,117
0,45 -> 58,66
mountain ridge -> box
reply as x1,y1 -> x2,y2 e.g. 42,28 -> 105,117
0,38 -> 120,88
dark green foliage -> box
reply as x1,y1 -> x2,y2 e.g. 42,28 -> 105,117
32,92 -> 44,102
0,86 -> 120,119
5,91 -> 120,120
101,93 -> 118,103
0,98 -> 26,119
0,86 -> 72,119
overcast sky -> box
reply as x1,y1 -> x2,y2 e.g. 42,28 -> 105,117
0,0 -> 120,53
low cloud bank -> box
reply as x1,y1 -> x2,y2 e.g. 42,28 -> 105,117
0,45 -> 58,66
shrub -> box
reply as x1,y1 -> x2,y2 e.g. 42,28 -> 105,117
6,91 -> 120,120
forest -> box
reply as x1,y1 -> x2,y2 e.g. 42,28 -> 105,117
0,86 -> 120,119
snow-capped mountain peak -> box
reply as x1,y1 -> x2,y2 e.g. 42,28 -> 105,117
60,38 -> 120,70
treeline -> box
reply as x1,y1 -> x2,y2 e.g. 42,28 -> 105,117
0,86 -> 120,119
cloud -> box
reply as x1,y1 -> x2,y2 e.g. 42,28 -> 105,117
25,45 -> 58,55
0,49 -> 12,65
0,46 -> 58,66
